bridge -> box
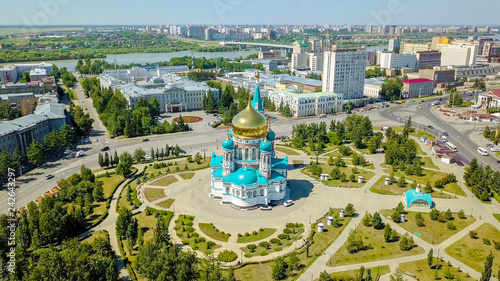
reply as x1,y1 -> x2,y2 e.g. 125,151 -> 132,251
219,41 -> 293,52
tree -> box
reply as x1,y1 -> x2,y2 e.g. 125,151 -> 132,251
428,249 -> 434,267
344,203 -> 355,217
479,252 -> 494,281
363,213 -> 373,227
98,153 -> 104,168
44,130 -> 62,154
127,218 -> 139,247
116,151 -> 133,178
116,208 -> 132,239
272,257 -> 288,280
415,213 -> 425,227
390,267 -> 405,281
457,209 -> 465,219
398,175 -> 406,188
372,212 -> 384,229
27,140 -> 44,165
287,251 -> 300,272
392,211 -> 401,223
134,148 -> 146,162
154,214 -> 170,245
19,72 -> 31,83
319,271 -> 333,281
103,152 -> 110,167
384,224 -> 393,242
346,230 -> 366,253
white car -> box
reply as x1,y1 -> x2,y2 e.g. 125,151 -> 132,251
94,138 -> 98,142
283,200 -> 294,207
477,147 -> 489,156
260,206 -> 272,211
144,155 -> 152,160
75,151 -> 86,158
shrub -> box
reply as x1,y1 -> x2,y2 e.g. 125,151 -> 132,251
457,209 -> 466,219
483,238 -> 491,245
446,222 -> 456,230
363,214 -> 373,227
195,237 -> 206,243
283,228 -> 292,234
469,231 -> 478,239
238,233 -> 242,237
207,241 -> 216,249
494,241 -> 500,250
259,241 -> 270,249
253,231 -> 258,235
278,234 -> 288,240
244,253 -> 253,258
270,238 -> 280,244
191,232 -> 199,237
259,228 -> 264,232
245,232 -> 250,236
260,251 -> 268,256
286,223 -> 295,228
247,244 -> 257,252
274,247 -> 282,251
415,213 -> 425,227
181,240 -> 190,244
217,250 -> 237,262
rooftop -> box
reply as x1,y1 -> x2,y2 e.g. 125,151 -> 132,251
403,78 -> 434,84
271,89 -> 343,99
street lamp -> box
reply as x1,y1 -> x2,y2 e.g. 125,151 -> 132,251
201,148 -> 208,162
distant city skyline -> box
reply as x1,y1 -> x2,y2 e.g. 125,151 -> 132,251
3,0 -> 500,26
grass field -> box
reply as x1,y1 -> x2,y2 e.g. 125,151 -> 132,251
179,173 -> 195,180
380,210 -> 476,245
446,223 -> 500,273
81,230 -> 108,244
303,163 -> 376,188
149,176 -> 178,186
237,228 -> 277,243
321,265 -> 391,280
391,127 -> 436,140
144,157 -> 210,177
97,174 -> 125,198
199,223 -> 231,242
241,224 -> 304,258
494,214 -> 500,223
399,259 -> 476,281
328,215 -> 425,266
420,157 -> 439,170
174,214 -> 220,254
310,209 -> 351,258
0,27 -> 85,35
144,188 -> 166,202
155,198 -> 175,209
274,146 -> 301,156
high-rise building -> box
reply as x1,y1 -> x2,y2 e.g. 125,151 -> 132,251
400,42 -> 432,54
322,46 -> 367,100
441,44 -> 478,66
379,52 -> 417,69
415,51 -> 442,69
388,38 -> 401,52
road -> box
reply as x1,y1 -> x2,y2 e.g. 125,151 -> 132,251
379,92 -> 500,170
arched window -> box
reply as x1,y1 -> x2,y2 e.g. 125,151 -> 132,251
253,190 -> 256,196
252,147 -> 257,160
260,189 -> 265,195
236,190 -> 240,197
244,148 -> 250,160
247,191 -> 252,197
225,187 -> 229,193
238,147 -> 243,159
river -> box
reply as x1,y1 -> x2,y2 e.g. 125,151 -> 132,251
51,50 -> 259,71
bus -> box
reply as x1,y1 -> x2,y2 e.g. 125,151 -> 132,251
445,142 -> 458,152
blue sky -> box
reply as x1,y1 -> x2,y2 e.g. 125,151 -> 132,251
2,0 -> 499,26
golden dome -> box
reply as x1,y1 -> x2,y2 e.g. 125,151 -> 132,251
232,101 -> 268,139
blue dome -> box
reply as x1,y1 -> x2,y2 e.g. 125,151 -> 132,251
260,140 -> 272,153
267,130 -> 276,141
222,138 -> 234,150
232,167 -> 258,186
229,130 -> 233,139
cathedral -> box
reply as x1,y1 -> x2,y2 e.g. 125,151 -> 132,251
209,86 -> 289,209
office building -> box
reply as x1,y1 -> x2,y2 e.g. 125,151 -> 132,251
0,98 -> 69,155
0,62 -> 53,83
267,89 -> 344,117
379,52 -> 417,69
0,92 -> 37,116
441,44 -> 478,66
402,79 -> 434,98
322,46 -> 367,100
308,53 -> 324,72
418,68 -> 456,84
415,51 -> 442,69
400,42 -> 431,54
363,78 -> 385,99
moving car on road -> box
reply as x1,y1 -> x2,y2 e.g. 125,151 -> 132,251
427,125 -> 434,129
143,138 -> 150,142
477,147 -> 489,156
101,146 -> 110,151
45,174 -> 54,180
75,151 -> 85,158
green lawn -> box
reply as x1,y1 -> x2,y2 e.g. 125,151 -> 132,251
144,188 -> 166,202
199,223 -> 231,242
319,265 -> 391,281
446,223 -> 500,273
391,126 -> 436,140
274,145 -> 301,156
369,175 -> 402,195
174,214 -> 220,254
304,163 -> 376,188
155,198 -> 175,209
380,210 -> 476,245
144,157 -> 210,179
399,259 -> 476,281
81,230 -> 108,244
420,157 -> 439,170
310,209 -> 351,258
149,176 -> 178,186
494,214 -> 500,223
328,215 -> 425,266
179,173 -> 195,180
97,174 -> 125,199
392,167 -> 447,186
240,224 -> 304,258
237,228 -> 277,243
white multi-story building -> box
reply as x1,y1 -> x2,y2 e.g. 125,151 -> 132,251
308,53 -> 324,72
0,62 -> 53,83
267,89 -> 343,117
291,53 -> 308,72
441,44 -> 478,66
322,46 -> 367,100
364,78 -> 385,99
379,52 -> 417,69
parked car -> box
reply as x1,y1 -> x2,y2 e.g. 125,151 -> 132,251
45,174 -> 54,180
101,146 -> 110,151
319,114 -> 327,118
477,147 -> 489,156
94,138 -> 98,142
143,138 -> 150,142
489,145 -> 499,152
427,125 -> 434,129
443,132 -> 449,136
75,151 -> 85,158
284,200 -> 294,207
260,206 -> 272,211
